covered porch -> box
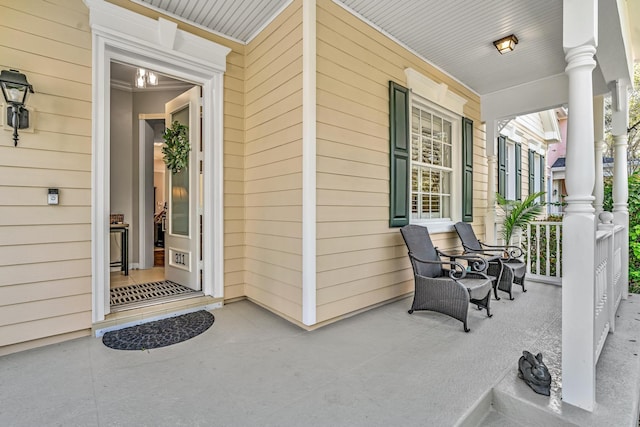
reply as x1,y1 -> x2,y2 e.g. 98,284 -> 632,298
1,284 -> 639,426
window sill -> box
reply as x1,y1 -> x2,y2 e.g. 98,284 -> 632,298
410,220 -> 456,234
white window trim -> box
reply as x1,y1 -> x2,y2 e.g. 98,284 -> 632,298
404,68 -> 466,234
409,94 -> 462,232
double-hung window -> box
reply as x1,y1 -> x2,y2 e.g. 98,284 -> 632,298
389,76 -> 471,228
409,98 -> 459,223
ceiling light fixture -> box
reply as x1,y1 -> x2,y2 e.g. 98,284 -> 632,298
135,68 -> 159,89
493,34 -> 518,54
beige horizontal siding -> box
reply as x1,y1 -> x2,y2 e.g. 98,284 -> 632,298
315,0 -> 486,323
244,0 -> 303,322
0,0 -> 93,349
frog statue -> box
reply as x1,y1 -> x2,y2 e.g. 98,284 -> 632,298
518,351 -> 552,396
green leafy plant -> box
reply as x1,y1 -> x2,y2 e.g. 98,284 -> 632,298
162,121 -> 190,174
496,191 -> 546,244
604,172 -> 640,292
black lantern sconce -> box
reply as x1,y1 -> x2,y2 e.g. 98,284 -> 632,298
0,69 -> 34,146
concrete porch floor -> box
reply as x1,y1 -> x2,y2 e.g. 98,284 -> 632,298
1,281 -> 639,426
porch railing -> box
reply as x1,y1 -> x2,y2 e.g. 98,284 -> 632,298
525,221 -> 563,284
524,218 -> 624,363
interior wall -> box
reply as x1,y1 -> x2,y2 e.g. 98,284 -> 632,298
109,87 -> 133,262
130,88 -> 186,265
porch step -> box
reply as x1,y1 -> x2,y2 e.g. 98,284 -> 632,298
465,294 -> 640,427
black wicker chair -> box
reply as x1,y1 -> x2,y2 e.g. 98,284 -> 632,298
400,225 -> 493,332
454,222 -> 527,300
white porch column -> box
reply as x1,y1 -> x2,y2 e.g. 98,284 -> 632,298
485,121 -> 497,244
593,95 -> 605,216
562,0 -> 598,411
611,80 -> 630,298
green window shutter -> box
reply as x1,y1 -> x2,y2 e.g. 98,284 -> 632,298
462,117 -> 473,222
539,154 -> 545,199
389,81 -> 410,227
515,142 -> 522,200
528,149 -> 535,195
497,136 -> 506,198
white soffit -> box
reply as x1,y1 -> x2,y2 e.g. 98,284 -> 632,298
336,0 -> 566,96
134,0 -> 293,43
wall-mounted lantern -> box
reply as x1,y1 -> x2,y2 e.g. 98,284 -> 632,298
0,69 -> 34,146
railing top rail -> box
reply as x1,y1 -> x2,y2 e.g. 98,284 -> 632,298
529,221 -> 563,226
596,229 -> 612,241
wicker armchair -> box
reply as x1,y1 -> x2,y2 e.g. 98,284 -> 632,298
454,222 -> 527,300
400,225 -> 493,332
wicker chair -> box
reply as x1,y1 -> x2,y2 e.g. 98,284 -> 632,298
454,222 -> 527,300
400,225 -> 493,332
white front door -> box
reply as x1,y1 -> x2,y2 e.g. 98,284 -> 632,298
164,87 -> 201,290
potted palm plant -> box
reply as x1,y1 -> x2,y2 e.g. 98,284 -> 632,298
496,191 -> 546,245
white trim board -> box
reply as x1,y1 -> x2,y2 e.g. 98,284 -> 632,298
85,0 -> 230,322
302,0 -> 317,326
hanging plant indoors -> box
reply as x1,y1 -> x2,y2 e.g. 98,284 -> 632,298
162,121 -> 190,174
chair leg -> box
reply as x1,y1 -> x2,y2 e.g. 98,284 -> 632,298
408,309 -> 414,314
463,321 -> 470,333
493,282 -> 501,300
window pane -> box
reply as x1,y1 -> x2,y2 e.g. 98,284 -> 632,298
430,195 -> 441,218
433,117 -> 443,141
443,143 -> 451,168
432,141 -> 442,165
441,195 -> 451,218
443,120 -> 451,144
442,170 -> 451,194
411,135 -> 419,161
422,194 -> 430,216
431,170 -> 441,192
412,107 -> 419,134
411,194 -> 418,217
421,111 -> 432,138
412,166 -> 418,192
421,138 -> 431,164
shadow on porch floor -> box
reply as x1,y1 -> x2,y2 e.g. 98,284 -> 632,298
0,281 -> 638,426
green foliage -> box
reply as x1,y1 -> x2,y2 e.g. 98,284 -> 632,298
162,121 -> 190,174
496,191 -> 546,244
528,222 -> 562,277
603,172 -> 640,292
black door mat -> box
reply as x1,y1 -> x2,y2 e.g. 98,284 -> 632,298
102,310 -> 214,350
110,280 -> 199,310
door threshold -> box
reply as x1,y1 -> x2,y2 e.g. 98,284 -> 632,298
110,280 -> 200,312
94,295 -> 223,337
110,291 -> 204,313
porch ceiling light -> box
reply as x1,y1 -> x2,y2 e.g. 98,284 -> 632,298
493,34 -> 518,54
0,69 -> 34,146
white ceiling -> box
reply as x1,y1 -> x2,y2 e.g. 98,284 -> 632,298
133,0 -> 639,96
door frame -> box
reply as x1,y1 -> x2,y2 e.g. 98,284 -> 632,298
87,0 -> 230,322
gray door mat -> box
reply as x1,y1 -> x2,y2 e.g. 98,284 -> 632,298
110,280 -> 201,311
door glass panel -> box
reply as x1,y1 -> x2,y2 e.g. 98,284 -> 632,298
170,106 -> 190,236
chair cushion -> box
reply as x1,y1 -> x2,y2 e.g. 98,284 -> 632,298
458,277 -> 492,300
504,260 -> 526,278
